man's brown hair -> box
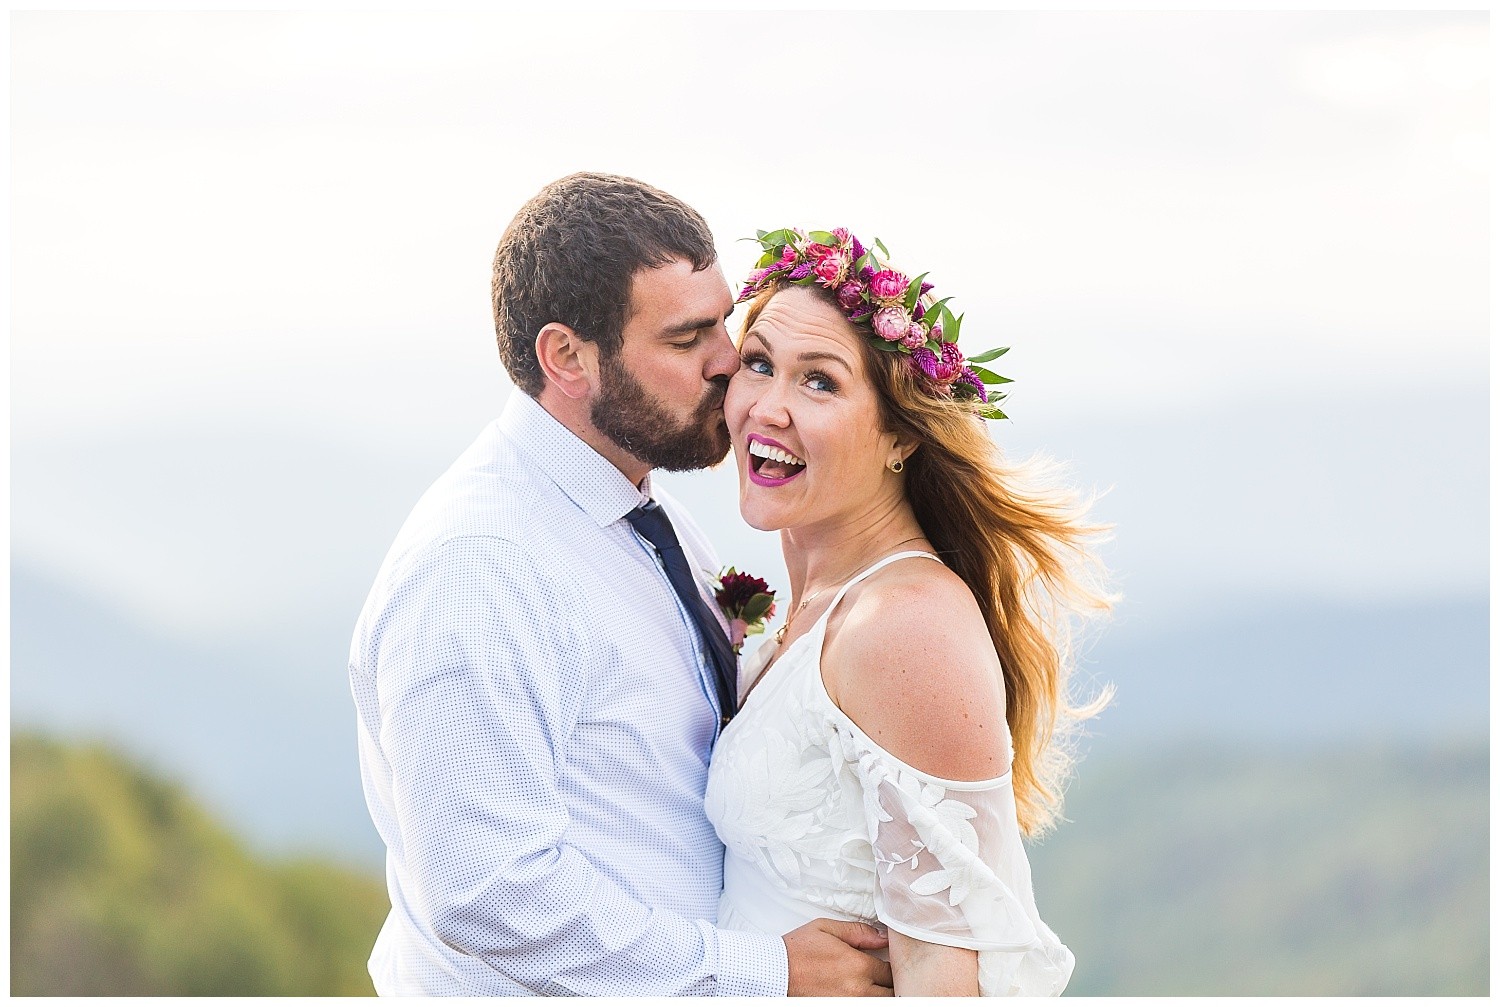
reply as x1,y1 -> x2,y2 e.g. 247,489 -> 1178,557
491,172 -> 718,397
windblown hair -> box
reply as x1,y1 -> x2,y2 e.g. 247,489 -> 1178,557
492,172 -> 718,397
743,285 -> 1115,836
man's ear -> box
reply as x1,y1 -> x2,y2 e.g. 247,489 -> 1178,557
536,323 -> 599,400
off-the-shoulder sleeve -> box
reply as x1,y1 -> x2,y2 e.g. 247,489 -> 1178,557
843,732 -> 1075,996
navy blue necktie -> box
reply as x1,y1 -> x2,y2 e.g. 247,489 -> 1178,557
626,501 -> 737,728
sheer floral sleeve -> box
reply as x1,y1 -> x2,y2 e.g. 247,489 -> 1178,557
841,727 -> 1075,996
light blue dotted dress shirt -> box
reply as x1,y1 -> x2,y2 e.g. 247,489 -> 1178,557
349,391 -> 789,995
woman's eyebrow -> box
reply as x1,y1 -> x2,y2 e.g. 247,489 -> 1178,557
795,350 -> 852,373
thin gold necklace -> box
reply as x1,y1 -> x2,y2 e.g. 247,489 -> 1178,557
772,535 -> 927,646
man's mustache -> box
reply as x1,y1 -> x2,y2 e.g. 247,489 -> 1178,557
701,376 -> 729,414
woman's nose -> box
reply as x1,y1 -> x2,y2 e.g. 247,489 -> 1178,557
746,379 -> 791,427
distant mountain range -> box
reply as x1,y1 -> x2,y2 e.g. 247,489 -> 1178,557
10,562 -> 1488,865
1081,591 -> 1489,743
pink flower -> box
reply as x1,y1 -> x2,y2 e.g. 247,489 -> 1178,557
729,617 -> 748,650
871,306 -> 912,342
836,281 -> 865,311
928,322 -> 943,342
831,227 -> 851,245
868,269 -> 909,305
778,244 -> 798,265
902,322 -> 928,349
813,250 -> 851,288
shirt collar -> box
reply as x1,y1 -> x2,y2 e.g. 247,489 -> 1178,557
498,390 -> 652,527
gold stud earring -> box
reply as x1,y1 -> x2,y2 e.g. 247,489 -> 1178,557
888,459 -> 904,474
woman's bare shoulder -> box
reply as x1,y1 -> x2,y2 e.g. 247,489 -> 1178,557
823,559 -> 1010,782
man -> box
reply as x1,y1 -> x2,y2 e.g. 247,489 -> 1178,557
349,172 -> 893,996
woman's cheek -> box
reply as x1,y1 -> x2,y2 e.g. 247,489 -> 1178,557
723,373 -> 753,434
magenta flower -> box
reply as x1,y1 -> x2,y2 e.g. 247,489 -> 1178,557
910,346 -> 939,380
868,269 -> 909,304
957,367 -> 989,402
910,343 -> 964,386
902,322 -> 929,349
851,234 -> 866,260
836,281 -> 865,311
871,306 -> 912,342
788,262 -> 813,281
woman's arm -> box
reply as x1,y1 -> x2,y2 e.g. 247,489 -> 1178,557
889,930 -> 980,997
824,562 -> 1013,996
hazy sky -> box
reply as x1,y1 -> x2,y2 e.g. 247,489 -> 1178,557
9,11 -> 1489,636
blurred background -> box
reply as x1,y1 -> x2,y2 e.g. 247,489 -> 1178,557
9,10 -> 1488,996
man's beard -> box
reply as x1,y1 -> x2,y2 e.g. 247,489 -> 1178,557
591,354 -> 731,472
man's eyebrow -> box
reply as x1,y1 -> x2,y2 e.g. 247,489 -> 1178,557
663,312 -> 727,335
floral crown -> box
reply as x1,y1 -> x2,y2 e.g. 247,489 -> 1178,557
736,227 -> 1010,419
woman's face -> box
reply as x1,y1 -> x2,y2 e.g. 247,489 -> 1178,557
725,286 -> 906,533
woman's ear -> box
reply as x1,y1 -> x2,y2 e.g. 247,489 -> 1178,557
536,323 -> 599,399
883,430 -> 920,471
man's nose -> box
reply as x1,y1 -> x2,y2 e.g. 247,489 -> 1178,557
704,325 -> 740,381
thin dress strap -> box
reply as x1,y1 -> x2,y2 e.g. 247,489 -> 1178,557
813,550 -> 942,632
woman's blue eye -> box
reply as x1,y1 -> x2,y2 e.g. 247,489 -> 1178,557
807,372 -> 837,393
744,355 -> 773,375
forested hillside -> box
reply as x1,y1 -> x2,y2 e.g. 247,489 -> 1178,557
1031,739 -> 1489,995
11,733 -> 387,996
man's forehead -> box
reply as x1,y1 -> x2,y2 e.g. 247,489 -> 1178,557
626,258 -> 732,322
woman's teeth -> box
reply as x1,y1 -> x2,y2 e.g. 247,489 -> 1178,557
748,441 -> 805,468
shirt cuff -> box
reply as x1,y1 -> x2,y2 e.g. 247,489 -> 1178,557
702,920 -> 789,996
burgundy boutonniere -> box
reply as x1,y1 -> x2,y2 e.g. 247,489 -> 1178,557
711,567 -> 778,654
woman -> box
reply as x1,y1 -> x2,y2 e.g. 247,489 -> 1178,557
703,228 -> 1112,996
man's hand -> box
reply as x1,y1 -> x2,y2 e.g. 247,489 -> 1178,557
782,919 -> 894,997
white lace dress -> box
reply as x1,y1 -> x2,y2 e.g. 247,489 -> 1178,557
704,552 -> 1074,996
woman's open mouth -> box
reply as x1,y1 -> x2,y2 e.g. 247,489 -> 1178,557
747,435 -> 806,487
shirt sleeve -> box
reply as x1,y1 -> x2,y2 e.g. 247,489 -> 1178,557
371,535 -> 788,996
